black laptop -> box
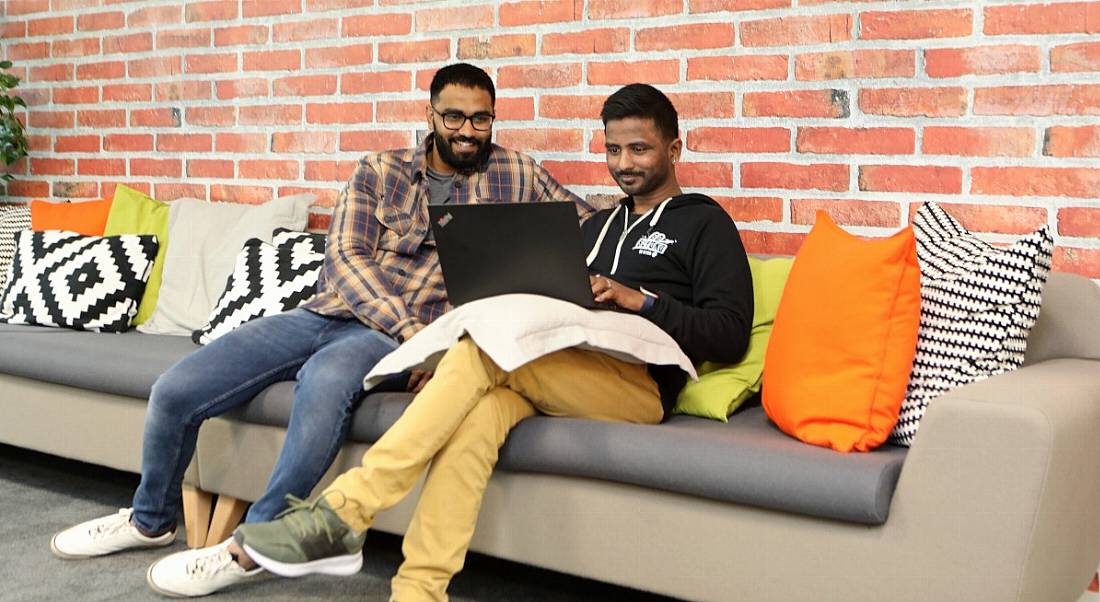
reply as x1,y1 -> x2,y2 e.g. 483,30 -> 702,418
428,202 -> 599,308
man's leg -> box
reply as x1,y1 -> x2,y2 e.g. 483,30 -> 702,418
507,347 -> 664,424
234,337 -> 515,572
142,314 -> 395,597
391,387 -> 536,602
244,323 -> 398,523
389,349 -> 661,601
50,309 -> 331,561
131,309 -> 334,534
319,338 -> 511,531
236,340 -> 663,595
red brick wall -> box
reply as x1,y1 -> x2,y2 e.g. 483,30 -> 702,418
1,0 -> 1098,278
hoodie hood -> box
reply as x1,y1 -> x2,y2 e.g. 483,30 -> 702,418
623,192 -> 719,212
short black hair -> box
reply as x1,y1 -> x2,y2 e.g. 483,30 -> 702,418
430,63 -> 495,106
600,83 -> 679,142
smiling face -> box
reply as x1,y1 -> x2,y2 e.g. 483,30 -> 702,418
603,116 -> 682,202
426,84 -> 494,172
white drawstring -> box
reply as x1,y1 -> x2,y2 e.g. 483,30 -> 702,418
586,197 -> 675,274
585,205 -> 621,267
648,197 -> 672,227
611,197 -> 673,275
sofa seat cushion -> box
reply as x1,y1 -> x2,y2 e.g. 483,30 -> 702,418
230,388 -> 906,525
0,324 -> 198,398
501,405 -> 906,525
0,324 -> 905,527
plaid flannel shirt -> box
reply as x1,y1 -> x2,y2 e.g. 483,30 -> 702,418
302,136 -> 596,342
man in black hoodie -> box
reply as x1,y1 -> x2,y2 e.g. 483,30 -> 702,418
585,83 -> 755,409
232,83 -> 754,602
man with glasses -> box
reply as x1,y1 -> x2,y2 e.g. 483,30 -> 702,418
49,62 -> 595,598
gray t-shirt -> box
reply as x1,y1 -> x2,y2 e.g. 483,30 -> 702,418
426,166 -> 455,205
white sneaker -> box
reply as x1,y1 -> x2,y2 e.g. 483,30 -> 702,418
146,538 -> 264,597
50,508 -> 175,559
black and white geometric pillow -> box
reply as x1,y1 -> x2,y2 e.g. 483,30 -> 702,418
192,229 -> 325,345
271,227 -> 325,252
888,202 -> 1054,446
0,205 -> 32,291
0,230 -> 159,333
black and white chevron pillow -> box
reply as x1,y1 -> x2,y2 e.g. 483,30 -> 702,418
889,202 -> 1053,446
0,230 -> 159,333
0,205 -> 32,291
192,229 -> 325,345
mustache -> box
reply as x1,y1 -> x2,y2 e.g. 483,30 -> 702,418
614,171 -> 644,178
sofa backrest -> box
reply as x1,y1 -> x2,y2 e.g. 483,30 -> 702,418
1024,272 -> 1100,365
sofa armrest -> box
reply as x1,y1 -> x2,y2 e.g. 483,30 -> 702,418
891,358 -> 1100,602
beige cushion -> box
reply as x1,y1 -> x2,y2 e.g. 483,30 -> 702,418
138,194 -> 314,335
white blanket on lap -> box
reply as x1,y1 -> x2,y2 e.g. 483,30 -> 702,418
362,294 -> 697,391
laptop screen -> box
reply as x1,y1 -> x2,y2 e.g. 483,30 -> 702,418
428,202 -> 597,308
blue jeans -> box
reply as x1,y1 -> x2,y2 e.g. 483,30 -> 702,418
130,309 -> 399,534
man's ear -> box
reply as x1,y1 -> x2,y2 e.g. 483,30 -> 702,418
669,137 -> 683,163
425,103 -> 434,133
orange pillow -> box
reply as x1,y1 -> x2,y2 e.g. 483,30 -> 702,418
762,212 -> 920,453
30,198 -> 113,236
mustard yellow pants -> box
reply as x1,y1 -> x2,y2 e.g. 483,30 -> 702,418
323,337 -> 664,602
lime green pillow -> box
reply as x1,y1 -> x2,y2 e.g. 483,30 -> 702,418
103,185 -> 170,325
673,257 -> 794,421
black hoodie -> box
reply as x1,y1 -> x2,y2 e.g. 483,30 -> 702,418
581,193 -> 754,412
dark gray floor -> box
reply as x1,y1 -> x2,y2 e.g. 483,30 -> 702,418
0,443 -> 681,601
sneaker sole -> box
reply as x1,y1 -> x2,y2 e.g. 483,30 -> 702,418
49,531 -> 176,560
242,543 -> 362,578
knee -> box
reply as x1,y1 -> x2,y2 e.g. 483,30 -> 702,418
145,369 -> 206,431
443,337 -> 497,373
148,367 -> 192,414
447,394 -> 518,456
448,337 -> 480,359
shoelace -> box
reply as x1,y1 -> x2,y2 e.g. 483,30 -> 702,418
186,548 -> 236,579
274,493 -> 347,544
89,510 -> 132,539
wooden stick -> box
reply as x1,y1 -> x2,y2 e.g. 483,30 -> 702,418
181,484 -> 213,549
206,495 -> 250,546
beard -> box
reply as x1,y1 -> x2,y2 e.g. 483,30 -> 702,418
432,130 -> 491,171
613,162 -> 670,198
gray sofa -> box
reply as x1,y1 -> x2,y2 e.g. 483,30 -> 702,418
1,271 -> 1099,602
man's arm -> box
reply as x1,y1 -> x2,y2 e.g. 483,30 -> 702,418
639,217 -> 753,363
592,215 -> 754,364
323,161 -> 424,343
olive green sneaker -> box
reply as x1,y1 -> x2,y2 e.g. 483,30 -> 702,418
234,494 -> 365,578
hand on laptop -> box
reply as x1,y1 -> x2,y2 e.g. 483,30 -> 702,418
590,275 -> 646,312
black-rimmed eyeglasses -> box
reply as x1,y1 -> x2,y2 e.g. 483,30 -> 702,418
431,106 -> 495,132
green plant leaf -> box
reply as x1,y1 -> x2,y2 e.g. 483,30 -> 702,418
0,60 -> 28,183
